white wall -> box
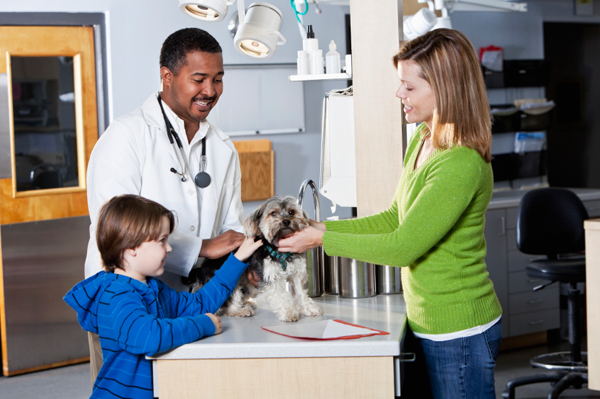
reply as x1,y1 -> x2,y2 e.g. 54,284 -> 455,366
8,0 -> 592,218
0,0 -> 354,219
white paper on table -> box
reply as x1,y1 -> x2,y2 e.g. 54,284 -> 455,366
261,319 -> 389,340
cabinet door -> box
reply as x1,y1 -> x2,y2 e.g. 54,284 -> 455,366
485,209 -> 509,338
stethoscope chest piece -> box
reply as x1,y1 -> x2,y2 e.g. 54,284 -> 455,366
194,171 -> 211,188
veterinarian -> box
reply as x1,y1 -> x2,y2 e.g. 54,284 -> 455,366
278,29 -> 502,399
84,28 -> 249,386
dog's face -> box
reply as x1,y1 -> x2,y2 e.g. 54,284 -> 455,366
244,195 -> 310,246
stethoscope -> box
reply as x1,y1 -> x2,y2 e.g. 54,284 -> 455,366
157,94 -> 211,188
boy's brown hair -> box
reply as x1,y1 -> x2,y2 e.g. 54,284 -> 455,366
96,195 -> 175,272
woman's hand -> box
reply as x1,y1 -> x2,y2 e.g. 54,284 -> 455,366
233,236 -> 263,262
277,226 -> 325,253
309,220 -> 327,232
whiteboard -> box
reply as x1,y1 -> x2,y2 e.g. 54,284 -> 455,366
208,64 -> 305,136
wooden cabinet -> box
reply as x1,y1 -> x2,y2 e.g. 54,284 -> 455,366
485,193 -> 600,338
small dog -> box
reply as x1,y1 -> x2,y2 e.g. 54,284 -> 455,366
183,195 -> 323,322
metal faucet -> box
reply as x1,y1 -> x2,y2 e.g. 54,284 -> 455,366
297,179 -> 320,222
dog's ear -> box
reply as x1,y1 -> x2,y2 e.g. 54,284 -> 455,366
302,209 -> 310,223
244,203 -> 265,237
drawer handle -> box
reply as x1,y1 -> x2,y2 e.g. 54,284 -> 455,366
399,353 -> 416,362
529,320 -> 544,325
528,256 -> 546,262
528,299 -> 544,304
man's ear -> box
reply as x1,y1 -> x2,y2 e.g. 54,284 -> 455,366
160,66 -> 173,87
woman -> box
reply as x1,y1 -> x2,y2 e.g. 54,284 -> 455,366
278,28 -> 502,398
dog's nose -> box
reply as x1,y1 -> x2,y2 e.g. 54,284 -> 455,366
283,219 -> 290,227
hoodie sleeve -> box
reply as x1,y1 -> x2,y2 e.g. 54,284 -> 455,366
98,282 -> 216,357
168,253 -> 248,318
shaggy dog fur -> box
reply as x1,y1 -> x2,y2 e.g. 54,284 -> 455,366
182,195 -> 322,322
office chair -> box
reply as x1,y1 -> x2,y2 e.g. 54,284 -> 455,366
503,188 -> 589,399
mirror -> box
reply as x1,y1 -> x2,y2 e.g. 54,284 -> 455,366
10,56 -> 80,192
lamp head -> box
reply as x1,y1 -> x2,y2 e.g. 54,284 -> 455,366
403,8 -> 438,41
234,2 -> 286,59
179,0 -> 234,22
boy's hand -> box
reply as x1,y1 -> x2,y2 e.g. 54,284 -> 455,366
206,313 -> 223,335
234,236 -> 263,262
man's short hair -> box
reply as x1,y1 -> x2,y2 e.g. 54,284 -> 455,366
96,195 -> 175,272
160,28 -> 222,76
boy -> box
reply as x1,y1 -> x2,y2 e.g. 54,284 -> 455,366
64,195 -> 261,399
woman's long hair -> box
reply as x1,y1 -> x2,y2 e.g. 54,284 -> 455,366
393,29 -> 492,162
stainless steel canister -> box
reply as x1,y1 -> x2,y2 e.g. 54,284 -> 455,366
324,254 -> 339,295
305,246 -> 324,298
376,265 -> 402,295
337,257 -> 376,298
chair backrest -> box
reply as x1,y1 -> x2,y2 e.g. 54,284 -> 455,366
517,188 -> 588,256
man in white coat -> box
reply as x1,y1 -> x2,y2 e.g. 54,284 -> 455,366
84,28 -> 246,385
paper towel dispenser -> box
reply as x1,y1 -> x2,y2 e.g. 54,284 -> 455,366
319,88 -> 356,208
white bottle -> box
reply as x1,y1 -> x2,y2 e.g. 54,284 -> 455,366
303,25 -> 319,53
311,49 -> 324,74
326,40 -> 341,74
297,50 -> 310,75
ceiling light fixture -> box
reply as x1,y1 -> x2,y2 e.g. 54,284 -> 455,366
233,1 -> 286,59
179,0 -> 235,23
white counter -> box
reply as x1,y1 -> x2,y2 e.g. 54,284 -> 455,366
150,293 -> 407,360
487,187 -> 600,210
149,294 -> 407,399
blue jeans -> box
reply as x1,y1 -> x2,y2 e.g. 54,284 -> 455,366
415,318 -> 502,399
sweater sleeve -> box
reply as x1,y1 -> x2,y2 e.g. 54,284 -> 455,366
324,200 -> 400,236
322,149 -> 484,267
169,253 -> 248,318
99,284 -> 216,357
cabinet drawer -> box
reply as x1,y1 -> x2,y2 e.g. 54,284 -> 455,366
508,270 -> 559,294
507,207 -> 519,230
508,287 -> 558,316
507,229 -> 517,251
509,308 -> 559,336
584,200 -> 600,218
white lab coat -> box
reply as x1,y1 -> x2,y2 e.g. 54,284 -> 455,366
84,93 -> 244,290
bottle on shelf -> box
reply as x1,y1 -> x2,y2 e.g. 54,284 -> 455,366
326,40 -> 341,74
303,25 -> 324,74
297,50 -> 310,75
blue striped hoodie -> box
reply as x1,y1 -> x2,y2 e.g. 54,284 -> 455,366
64,253 -> 247,399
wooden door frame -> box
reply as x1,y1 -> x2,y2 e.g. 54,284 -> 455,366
0,12 -> 110,136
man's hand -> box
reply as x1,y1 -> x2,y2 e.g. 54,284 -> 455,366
200,230 -> 245,259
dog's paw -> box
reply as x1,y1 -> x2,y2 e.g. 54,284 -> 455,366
246,298 -> 258,310
277,309 -> 300,322
301,303 -> 323,317
225,304 -> 256,318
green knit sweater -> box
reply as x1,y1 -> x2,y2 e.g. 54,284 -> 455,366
323,124 -> 502,335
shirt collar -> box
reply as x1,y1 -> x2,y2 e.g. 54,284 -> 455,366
160,97 -> 210,148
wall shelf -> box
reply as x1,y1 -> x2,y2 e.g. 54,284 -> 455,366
289,72 -> 351,82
